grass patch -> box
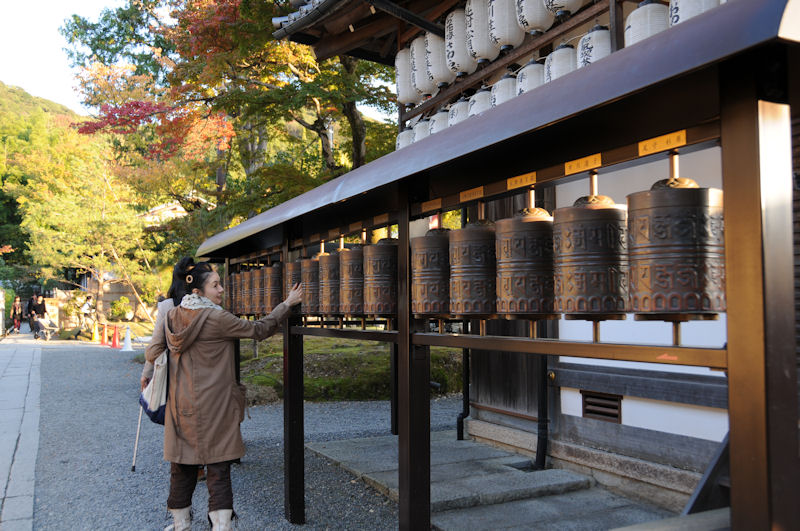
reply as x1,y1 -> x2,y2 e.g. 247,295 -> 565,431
240,334 -> 462,404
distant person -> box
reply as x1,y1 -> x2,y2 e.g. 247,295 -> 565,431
26,294 -> 37,332
80,295 -> 94,328
144,258 -> 301,530
10,296 -> 23,333
30,295 -> 49,339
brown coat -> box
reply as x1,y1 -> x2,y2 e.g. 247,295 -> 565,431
145,302 -> 291,464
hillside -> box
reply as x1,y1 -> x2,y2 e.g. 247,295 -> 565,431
0,81 -> 77,120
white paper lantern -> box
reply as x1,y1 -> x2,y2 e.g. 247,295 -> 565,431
491,73 -> 517,107
468,86 -> 493,116
466,0 -> 501,64
446,9 -> 479,77
544,0 -> 587,17
396,128 -> 414,150
411,35 -> 436,96
625,0 -> 669,47
412,119 -> 431,142
425,32 -> 456,88
668,0 -> 719,26
489,0 -> 525,51
516,0 -> 555,34
544,44 -> 576,82
448,97 -> 471,126
577,25 -> 611,68
395,48 -> 421,106
517,58 -> 545,95
429,109 -> 450,134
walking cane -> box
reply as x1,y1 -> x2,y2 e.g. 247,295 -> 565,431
132,406 -> 143,472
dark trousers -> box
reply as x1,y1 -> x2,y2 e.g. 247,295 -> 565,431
167,461 -> 233,512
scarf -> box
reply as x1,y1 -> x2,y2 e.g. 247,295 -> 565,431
179,293 -> 223,311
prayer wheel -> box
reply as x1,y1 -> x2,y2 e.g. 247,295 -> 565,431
301,257 -> 320,315
264,263 -> 283,314
627,178 -> 725,317
285,261 -> 301,299
450,221 -> 496,316
319,252 -> 340,315
229,271 -> 239,314
241,269 -> 253,315
496,208 -> 555,316
252,267 -> 265,315
339,246 -> 364,316
364,239 -> 398,316
553,195 -> 628,317
224,271 -> 232,312
411,229 -> 450,316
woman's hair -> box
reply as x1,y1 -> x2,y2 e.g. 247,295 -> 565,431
168,257 -> 216,305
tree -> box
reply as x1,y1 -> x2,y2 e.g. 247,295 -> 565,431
3,122 -> 156,317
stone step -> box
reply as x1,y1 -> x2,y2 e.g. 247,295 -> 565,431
431,488 -> 673,531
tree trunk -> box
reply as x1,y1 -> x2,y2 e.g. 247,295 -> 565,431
95,274 -> 106,323
339,56 -> 367,168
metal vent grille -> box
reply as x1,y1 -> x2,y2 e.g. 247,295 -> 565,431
581,390 -> 622,423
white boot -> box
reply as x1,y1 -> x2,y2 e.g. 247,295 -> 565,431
209,509 -> 233,531
165,506 -> 191,531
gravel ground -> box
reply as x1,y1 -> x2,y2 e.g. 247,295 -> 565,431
34,345 -> 461,530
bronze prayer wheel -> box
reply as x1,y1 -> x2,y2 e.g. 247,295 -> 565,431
224,271 -> 232,312
252,267 -> 265,315
339,246 -> 364,316
450,221 -> 496,316
242,269 -> 253,315
229,272 -> 239,314
495,208 -> 555,316
264,263 -> 283,314
411,229 -> 450,315
364,239 -> 398,316
627,178 -> 725,317
301,257 -> 320,315
553,195 -> 628,317
285,260 -> 301,298
319,252 -> 340,315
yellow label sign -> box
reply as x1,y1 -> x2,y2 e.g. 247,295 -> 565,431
349,222 -> 362,233
459,186 -> 484,203
374,213 -> 389,225
565,153 -> 602,176
292,239 -> 303,248
638,130 -> 687,156
507,171 -> 537,190
328,228 -> 340,239
310,233 -> 320,243
421,198 -> 442,213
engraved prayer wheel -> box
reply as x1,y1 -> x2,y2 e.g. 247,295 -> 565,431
252,267 -> 265,315
553,195 -> 628,317
496,208 -> 555,316
224,271 -> 232,312
319,252 -> 340,315
285,261 -> 301,298
264,263 -> 283,314
339,247 -> 364,316
364,239 -> 398,316
301,257 -> 320,315
450,221 -> 496,316
241,269 -> 253,315
229,272 -> 239,313
411,229 -> 450,315
627,178 -> 725,317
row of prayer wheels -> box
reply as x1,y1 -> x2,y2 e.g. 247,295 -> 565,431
228,176 -> 724,321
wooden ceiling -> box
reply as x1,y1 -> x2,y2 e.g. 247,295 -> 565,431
278,0 -> 461,65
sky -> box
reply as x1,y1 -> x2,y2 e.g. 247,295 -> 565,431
0,0 -> 124,115
0,0 -> 392,121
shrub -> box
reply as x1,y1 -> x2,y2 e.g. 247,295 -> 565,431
109,296 -> 133,320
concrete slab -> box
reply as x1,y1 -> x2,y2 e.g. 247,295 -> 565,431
431,488 -> 672,530
613,507 -> 730,530
0,495 -> 34,522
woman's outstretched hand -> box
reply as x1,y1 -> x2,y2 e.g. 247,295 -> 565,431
285,283 -> 303,307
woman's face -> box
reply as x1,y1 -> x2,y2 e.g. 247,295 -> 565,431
196,271 -> 224,306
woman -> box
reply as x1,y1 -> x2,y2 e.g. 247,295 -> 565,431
145,259 -> 301,531
10,296 -> 23,333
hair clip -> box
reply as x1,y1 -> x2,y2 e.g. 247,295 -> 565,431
185,274 -> 194,284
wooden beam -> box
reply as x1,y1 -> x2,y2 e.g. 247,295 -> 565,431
322,0 -> 373,35
398,0 -> 461,47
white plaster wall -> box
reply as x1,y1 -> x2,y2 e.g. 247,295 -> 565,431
560,387 -> 729,442
555,147 -> 727,376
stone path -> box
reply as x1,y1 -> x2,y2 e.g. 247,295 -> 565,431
0,337 -> 40,531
